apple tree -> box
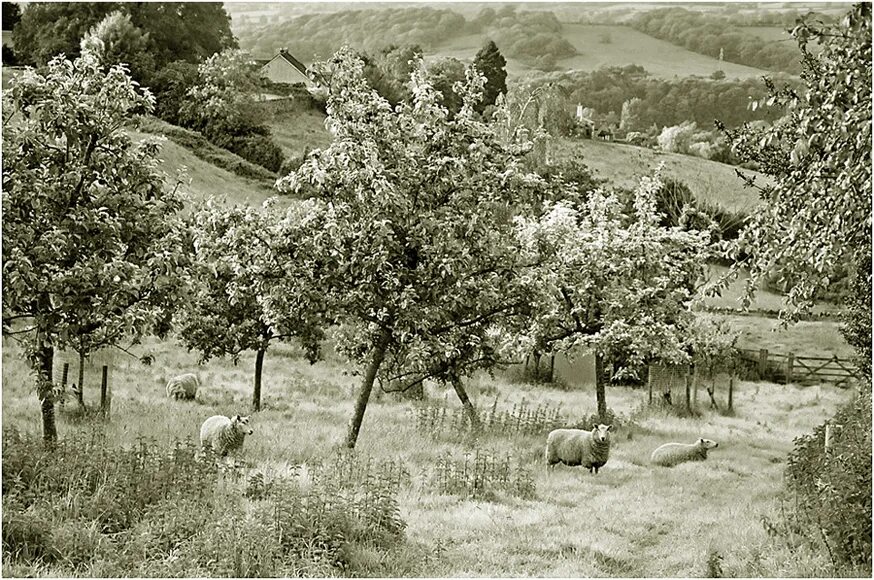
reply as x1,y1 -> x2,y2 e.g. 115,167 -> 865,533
2,50 -> 189,444
175,200 -> 325,412
276,48 -> 547,447
511,173 -> 712,420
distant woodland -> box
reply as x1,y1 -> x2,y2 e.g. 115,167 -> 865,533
239,6 -> 579,70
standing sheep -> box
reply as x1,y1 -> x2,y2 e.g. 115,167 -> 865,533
166,373 -> 200,400
650,438 -> 719,467
545,424 -> 612,474
200,414 -> 253,456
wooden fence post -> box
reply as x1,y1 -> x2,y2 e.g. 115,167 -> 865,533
693,365 -> 699,408
60,362 -> 70,387
647,365 -> 653,405
100,365 -> 110,419
548,354 -> 555,383
786,353 -> 794,383
824,423 -> 832,455
758,349 -> 769,376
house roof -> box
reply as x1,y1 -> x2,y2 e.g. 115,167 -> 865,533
274,49 -> 308,77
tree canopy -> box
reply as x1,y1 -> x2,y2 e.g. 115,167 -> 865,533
2,48 -> 189,443
12,2 -> 236,82
176,201 -> 325,412
472,40 -> 508,114
277,47 -> 546,446
718,3 -> 871,321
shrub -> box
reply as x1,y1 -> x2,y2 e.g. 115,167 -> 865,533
783,392 -> 872,572
1,431 -> 410,576
229,133 -> 285,173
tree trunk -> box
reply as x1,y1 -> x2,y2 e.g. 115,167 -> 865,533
595,353 -> 607,422
450,375 -> 481,431
548,353 -> 555,383
345,335 -> 389,449
77,350 -> 86,410
252,347 -> 266,412
36,343 -> 57,446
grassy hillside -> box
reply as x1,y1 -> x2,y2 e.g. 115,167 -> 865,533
249,103 -> 772,216
554,138 -> 771,213
556,24 -> 770,79
2,330 -> 853,576
255,104 -> 334,158
127,128 -> 289,210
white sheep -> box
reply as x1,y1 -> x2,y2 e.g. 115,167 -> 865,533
199,414 -> 253,456
650,438 -> 719,467
166,373 -> 200,400
545,424 -> 612,474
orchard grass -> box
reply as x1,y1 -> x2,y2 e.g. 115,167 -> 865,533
2,329 -> 855,577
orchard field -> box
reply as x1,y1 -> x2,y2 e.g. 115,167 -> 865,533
3,2 -> 870,578
1,329 -> 856,577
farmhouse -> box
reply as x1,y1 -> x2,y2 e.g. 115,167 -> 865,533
259,48 -> 314,87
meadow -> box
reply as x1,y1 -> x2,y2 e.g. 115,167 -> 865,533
2,323 -> 855,576
426,23 -> 772,80
554,138 -> 771,214
556,24 -> 770,79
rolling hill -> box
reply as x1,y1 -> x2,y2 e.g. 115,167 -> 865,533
127,126 -> 291,210
431,23 -> 772,80
553,138 -> 770,213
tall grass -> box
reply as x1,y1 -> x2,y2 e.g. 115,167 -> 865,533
1,428 -> 407,577
2,328 -> 859,577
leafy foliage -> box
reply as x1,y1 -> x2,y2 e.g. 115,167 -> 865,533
79,10 -> 154,82
12,2 -> 236,81
525,65 -> 787,131
276,47 -> 547,446
2,49 -> 189,442
783,393 -> 872,571
717,4 -> 871,319
477,9 -> 576,71
718,4 -> 871,572
472,40 -> 507,114
179,49 -> 285,172
510,172 -> 712,379
238,7 -> 468,61
175,201 -> 325,410
1,429 -> 408,577
430,449 -> 535,501
424,57 -> 467,116
362,44 -> 424,106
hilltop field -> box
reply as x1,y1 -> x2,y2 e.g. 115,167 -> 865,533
434,24 -> 770,80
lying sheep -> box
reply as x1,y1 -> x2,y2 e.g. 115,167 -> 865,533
651,438 -> 719,467
200,414 -> 253,456
166,373 -> 200,400
546,424 -> 612,474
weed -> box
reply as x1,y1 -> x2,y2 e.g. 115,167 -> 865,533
706,548 -> 724,577
1,430 -> 409,577
409,398 -> 565,441
430,449 -> 536,501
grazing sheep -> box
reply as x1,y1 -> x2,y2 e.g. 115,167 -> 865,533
651,438 -> 719,467
546,424 -> 612,474
200,415 -> 254,456
166,373 -> 200,400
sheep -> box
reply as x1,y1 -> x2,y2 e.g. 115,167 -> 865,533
650,438 -> 719,467
166,373 -> 200,400
545,424 -> 612,474
200,414 -> 253,456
